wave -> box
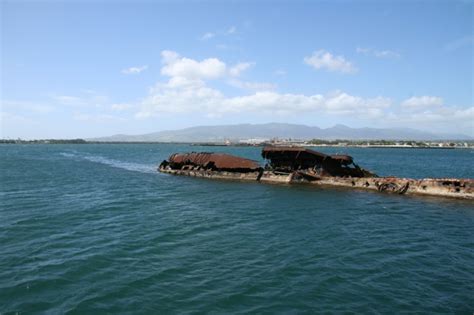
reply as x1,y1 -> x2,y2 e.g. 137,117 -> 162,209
59,152 -> 77,158
59,152 -> 157,174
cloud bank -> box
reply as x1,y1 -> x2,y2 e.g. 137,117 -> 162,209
3,50 -> 472,137
137,51 -> 388,118
132,50 -> 473,135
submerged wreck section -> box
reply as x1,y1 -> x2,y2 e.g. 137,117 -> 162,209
159,147 -> 473,200
261,146 -> 376,178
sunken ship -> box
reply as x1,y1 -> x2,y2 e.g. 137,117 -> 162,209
159,147 -> 473,200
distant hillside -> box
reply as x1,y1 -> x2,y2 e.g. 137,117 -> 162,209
89,123 -> 472,142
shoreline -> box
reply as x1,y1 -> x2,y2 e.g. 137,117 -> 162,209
1,141 -> 472,149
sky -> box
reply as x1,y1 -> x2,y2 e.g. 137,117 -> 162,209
1,0 -> 473,139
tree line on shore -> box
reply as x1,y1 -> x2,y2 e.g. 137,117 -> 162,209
0,139 -> 87,144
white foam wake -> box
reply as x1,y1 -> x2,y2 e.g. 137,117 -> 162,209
59,152 -> 156,174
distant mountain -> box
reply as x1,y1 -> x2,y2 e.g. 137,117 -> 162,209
89,123 -> 472,142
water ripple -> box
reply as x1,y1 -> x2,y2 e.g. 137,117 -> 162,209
1,144 -> 473,314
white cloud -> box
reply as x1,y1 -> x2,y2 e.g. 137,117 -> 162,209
122,65 -> 148,74
323,91 -> 391,116
227,79 -> 276,91
373,50 -> 400,58
304,50 -> 356,73
199,26 -> 237,41
401,96 -> 443,109
385,106 -> 474,135
1,100 -> 54,113
136,51 -> 386,118
134,50 -> 473,136
380,96 -> 473,134
157,56 -> 265,92
53,95 -> 84,106
220,91 -> 389,116
50,91 -> 134,123
52,94 -> 109,107
160,50 -> 253,83
229,62 -> 254,77
111,103 -> 134,111
73,113 -> 126,123
0,111 -> 34,124
161,50 -> 227,80
274,69 -> 286,76
356,47 -> 400,59
200,32 -> 215,40
138,86 -> 390,118
137,50 -> 388,117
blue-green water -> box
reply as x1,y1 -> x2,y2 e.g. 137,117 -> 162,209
1,144 -> 473,314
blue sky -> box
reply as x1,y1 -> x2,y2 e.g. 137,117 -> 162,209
1,0 -> 473,138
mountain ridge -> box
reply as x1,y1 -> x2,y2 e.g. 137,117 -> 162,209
89,123 -> 472,142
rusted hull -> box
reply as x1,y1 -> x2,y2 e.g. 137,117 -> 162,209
159,166 -> 474,200
167,152 -> 260,171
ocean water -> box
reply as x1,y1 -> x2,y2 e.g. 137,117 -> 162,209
1,144 -> 473,314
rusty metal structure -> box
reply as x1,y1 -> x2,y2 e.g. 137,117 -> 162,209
261,146 -> 376,177
158,147 -> 473,200
163,152 -> 261,172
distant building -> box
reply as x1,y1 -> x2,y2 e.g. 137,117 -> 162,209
239,138 -> 269,145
